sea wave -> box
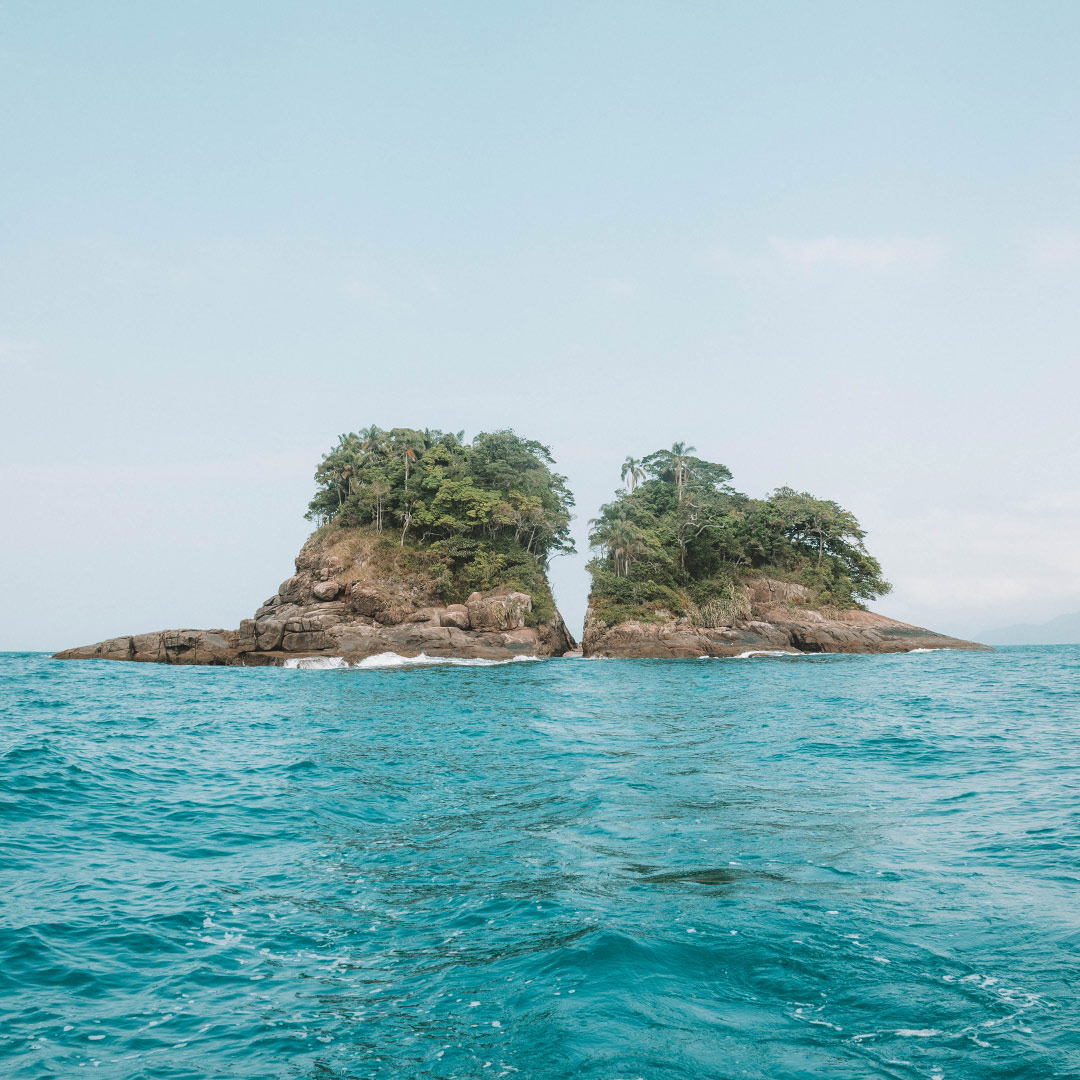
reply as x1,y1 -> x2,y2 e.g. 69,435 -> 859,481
699,649 -> 802,659
3,646 -> 1076,1079
282,653 -> 542,670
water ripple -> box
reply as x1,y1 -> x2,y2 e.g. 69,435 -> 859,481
1,647 -> 1078,1078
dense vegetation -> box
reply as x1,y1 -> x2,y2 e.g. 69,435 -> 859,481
306,427 -> 575,618
589,443 -> 890,625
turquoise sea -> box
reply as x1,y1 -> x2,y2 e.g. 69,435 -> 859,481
2,647 -> 1079,1079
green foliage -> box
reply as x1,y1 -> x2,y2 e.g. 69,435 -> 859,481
589,443 -> 891,622
306,426 -> 574,612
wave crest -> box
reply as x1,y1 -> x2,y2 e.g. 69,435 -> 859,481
283,653 -> 541,670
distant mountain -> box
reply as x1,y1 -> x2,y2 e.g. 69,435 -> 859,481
982,611 -> 1080,646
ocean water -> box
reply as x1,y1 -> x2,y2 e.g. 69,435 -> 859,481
2,648 -> 1079,1080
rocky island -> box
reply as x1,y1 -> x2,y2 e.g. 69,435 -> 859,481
581,444 -> 987,657
56,427 -> 577,665
55,430 -> 986,666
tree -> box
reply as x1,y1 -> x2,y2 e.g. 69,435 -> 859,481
765,487 -> 890,598
587,446 -> 890,622
305,426 -> 577,593
591,516 -> 646,577
645,442 -> 697,503
399,435 -> 422,497
368,478 -> 389,531
621,456 -> 645,493
767,488 -> 842,568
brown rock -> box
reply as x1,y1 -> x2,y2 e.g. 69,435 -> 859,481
282,630 -> 333,652
466,588 -> 532,631
313,580 -> 342,601
255,621 -> 285,651
278,576 -> 306,604
439,604 -> 471,630
53,527 -> 579,666
349,583 -> 391,618
581,578 -> 989,658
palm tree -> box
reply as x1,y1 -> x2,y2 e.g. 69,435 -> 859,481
668,441 -> 695,501
621,456 -> 645,493
358,425 -> 386,460
601,517 -> 646,577
394,433 -> 423,497
646,442 -> 697,502
369,478 -> 389,531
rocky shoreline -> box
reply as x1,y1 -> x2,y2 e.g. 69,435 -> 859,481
54,540 -> 986,667
581,579 -> 988,658
55,533 -> 576,666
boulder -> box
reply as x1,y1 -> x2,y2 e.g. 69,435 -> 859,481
403,606 -> 440,624
255,620 -> 285,651
313,580 -> 342,601
278,575 -> 306,604
466,589 -> 532,631
281,630 -> 333,652
440,604 -> 471,630
349,583 -> 393,618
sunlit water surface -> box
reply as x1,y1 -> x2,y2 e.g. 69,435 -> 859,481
2,647 -> 1079,1079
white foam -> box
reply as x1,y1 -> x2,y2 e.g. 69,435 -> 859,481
736,649 -> 802,659
283,653 -> 541,670
282,656 -> 349,669
699,649 -> 802,660
357,652 -> 540,669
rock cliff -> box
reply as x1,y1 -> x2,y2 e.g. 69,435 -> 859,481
582,578 -> 988,657
55,529 -> 576,666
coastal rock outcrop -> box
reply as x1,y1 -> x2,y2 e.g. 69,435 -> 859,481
581,577 -> 988,657
56,530 -> 577,666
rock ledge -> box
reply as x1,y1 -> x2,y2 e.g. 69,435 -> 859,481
582,578 -> 988,657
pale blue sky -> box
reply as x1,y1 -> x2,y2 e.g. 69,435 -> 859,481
3,2 -> 1080,649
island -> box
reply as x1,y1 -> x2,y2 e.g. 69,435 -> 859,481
55,428 -> 577,665
54,431 -> 987,666
581,444 -> 987,657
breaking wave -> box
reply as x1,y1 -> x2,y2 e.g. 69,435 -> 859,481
698,649 -> 803,660
282,652 -> 542,670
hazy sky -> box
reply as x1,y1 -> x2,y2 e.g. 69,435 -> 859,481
3,1 -> 1080,650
